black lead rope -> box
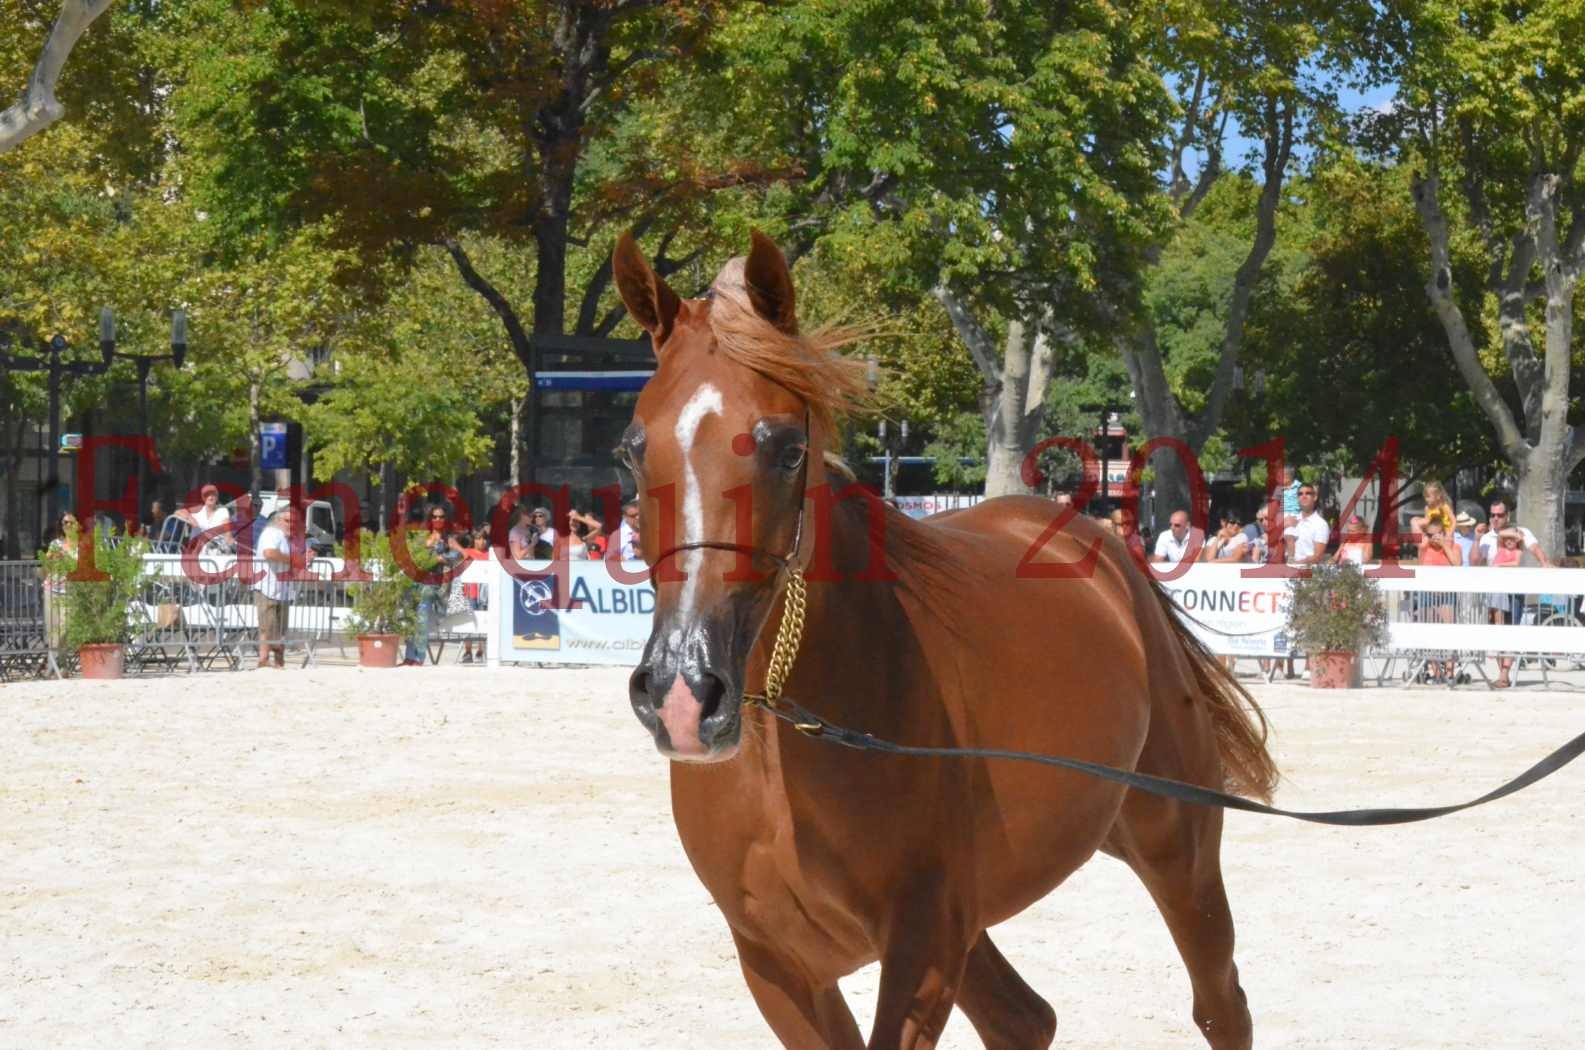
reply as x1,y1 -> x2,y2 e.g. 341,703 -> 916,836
752,697 -> 1585,827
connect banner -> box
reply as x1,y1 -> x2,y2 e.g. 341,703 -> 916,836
1158,564 -> 1295,658
490,558 -> 655,667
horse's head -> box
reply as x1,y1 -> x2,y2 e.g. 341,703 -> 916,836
612,230 -> 868,762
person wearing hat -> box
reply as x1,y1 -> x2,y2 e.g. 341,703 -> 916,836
1473,500 -> 1552,688
1451,510 -> 1479,564
177,483 -> 234,552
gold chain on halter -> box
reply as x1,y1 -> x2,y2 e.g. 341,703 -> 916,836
741,569 -> 820,733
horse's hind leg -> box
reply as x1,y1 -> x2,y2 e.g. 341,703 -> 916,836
956,931 -> 1057,1050
731,929 -> 864,1049
1117,802 -> 1253,1050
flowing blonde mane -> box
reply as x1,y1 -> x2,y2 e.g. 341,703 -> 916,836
708,257 -> 876,438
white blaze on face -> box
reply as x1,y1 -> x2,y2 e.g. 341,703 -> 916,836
674,382 -> 723,614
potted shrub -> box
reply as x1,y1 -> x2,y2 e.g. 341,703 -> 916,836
342,530 -> 419,667
41,524 -> 150,679
1285,561 -> 1389,689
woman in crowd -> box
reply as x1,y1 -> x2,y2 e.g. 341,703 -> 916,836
1201,514 -> 1249,562
506,504 -> 536,562
459,527 -> 490,664
1332,514 -> 1374,566
41,512 -> 81,652
528,508 -> 557,558
177,484 -> 234,553
568,508 -> 608,560
404,504 -> 466,667
1487,526 -> 1525,688
1415,516 -> 1462,683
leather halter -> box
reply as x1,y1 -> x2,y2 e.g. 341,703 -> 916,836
649,407 -> 813,577
643,405 -> 815,720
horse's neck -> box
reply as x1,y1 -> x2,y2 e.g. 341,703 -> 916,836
787,501 -> 924,701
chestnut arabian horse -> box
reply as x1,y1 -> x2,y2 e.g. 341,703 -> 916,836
612,230 -> 1279,1050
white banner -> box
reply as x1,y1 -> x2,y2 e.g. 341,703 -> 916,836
1158,564 -> 1294,658
1160,563 -> 1585,657
489,558 -> 654,666
135,553 -> 1585,665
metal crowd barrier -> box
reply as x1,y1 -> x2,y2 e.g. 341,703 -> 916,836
0,560 -> 62,680
1379,587 -> 1499,686
0,555 -> 346,678
137,555 -> 341,670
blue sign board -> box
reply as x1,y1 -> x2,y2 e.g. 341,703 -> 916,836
260,422 -> 288,470
534,370 -> 652,393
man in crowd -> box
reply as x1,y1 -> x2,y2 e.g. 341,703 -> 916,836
1286,483 -> 1329,565
1150,509 -> 1203,565
1470,499 -> 1551,689
1470,500 -> 1550,568
615,499 -> 641,561
253,503 -> 299,670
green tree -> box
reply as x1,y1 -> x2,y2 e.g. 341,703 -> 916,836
1119,0 -> 1368,529
172,0 -> 730,381
1362,0 -> 1585,555
1250,162 -> 1501,506
0,0 -> 114,153
659,0 -> 1177,496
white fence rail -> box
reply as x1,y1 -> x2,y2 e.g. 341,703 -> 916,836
9,555 -> 1585,685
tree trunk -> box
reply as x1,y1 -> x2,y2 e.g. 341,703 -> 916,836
1120,96 -> 1293,533
379,461 -> 394,531
981,320 -> 1053,498
1515,455 -> 1568,561
1120,330 -> 1190,528
1411,169 -> 1581,556
510,391 -> 524,485
248,380 -> 262,500
0,0 -> 114,154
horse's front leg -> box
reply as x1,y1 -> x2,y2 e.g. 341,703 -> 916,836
866,882 -> 975,1050
732,928 -> 865,1050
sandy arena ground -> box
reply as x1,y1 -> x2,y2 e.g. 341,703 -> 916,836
2,665 -> 1582,1049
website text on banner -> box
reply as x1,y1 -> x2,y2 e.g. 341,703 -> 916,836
491,559 -> 654,667
1162,564 -> 1585,658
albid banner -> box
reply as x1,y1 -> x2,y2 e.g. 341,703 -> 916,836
492,559 -> 654,666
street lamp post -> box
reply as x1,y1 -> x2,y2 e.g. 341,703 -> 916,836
1079,401 -> 1128,509
99,308 -> 188,526
0,326 -> 115,531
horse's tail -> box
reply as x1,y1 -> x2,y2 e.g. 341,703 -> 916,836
1148,576 -> 1281,803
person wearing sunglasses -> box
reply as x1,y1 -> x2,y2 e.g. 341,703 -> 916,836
616,499 -> 641,561
1150,510 -> 1203,565
404,505 -> 467,667
1285,484 -> 1329,565
1471,501 -> 1550,688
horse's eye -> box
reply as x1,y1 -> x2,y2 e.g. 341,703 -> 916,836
777,444 -> 807,474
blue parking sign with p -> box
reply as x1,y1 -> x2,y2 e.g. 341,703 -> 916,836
260,422 -> 288,469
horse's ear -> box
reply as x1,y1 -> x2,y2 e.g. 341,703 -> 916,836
613,231 -> 681,348
744,229 -> 798,335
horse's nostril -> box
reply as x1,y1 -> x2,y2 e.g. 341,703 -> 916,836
696,673 -> 726,724
630,668 -> 654,708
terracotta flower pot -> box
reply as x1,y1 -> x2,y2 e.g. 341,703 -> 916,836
1309,650 -> 1356,689
357,633 -> 402,668
78,643 -> 126,680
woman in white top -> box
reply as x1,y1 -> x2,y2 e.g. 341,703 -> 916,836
528,508 -> 557,555
1331,515 -> 1373,566
179,485 -> 234,552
